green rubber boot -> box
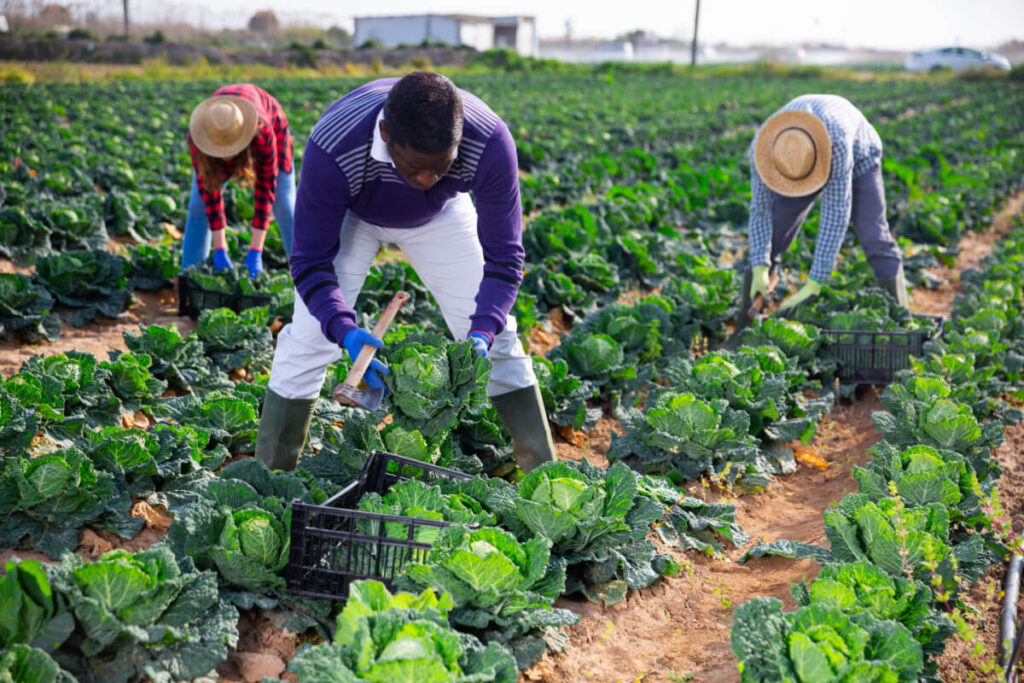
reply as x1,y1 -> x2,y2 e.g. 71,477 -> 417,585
877,267 -> 910,310
255,388 -> 316,471
491,384 -> 557,473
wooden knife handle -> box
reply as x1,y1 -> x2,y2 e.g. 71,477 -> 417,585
343,291 -> 411,388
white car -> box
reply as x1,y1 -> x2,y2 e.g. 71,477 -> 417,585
906,46 -> 1011,73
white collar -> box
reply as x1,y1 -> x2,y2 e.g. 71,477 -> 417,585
370,109 -> 393,165
370,108 -> 459,166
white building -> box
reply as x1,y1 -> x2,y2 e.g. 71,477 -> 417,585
354,14 -> 538,57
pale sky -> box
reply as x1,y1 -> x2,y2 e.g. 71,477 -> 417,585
124,0 -> 1024,50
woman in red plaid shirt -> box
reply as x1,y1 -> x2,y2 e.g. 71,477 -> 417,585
182,84 -> 294,277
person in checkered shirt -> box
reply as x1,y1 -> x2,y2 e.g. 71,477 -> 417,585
182,84 -> 294,278
741,94 -> 907,319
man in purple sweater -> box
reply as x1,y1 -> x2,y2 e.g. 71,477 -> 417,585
255,72 -> 556,473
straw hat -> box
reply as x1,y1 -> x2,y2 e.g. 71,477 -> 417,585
753,110 -> 832,197
189,95 -> 259,159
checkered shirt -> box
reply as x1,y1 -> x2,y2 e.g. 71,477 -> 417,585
187,84 -> 293,232
748,94 -> 883,282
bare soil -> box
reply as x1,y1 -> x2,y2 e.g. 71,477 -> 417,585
526,389 -> 883,682
911,191 -> 1024,317
217,611 -> 301,683
0,284 -> 193,379
527,306 -> 572,358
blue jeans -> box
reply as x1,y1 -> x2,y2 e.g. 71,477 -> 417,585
180,169 -> 296,271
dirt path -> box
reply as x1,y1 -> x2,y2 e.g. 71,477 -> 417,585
532,390 -> 883,682
0,279 -> 192,379
911,190 -> 1024,317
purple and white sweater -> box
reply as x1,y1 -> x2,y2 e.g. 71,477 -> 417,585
290,78 -> 524,346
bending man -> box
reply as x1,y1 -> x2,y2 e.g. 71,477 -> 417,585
255,72 -> 555,473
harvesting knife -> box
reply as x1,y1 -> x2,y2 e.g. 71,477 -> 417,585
332,290 -> 410,411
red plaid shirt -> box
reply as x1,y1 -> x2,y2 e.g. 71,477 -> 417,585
187,84 -> 293,233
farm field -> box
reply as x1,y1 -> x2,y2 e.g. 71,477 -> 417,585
2,70 -> 1024,682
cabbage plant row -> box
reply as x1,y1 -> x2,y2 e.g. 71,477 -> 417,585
730,227 -> 1024,682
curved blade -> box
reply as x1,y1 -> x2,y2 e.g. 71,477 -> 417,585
332,382 -> 385,411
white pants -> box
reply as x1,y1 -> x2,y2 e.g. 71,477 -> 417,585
269,193 -> 536,400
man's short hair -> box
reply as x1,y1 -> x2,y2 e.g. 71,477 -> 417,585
383,71 -> 464,154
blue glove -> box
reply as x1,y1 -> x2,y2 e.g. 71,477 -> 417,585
243,249 -> 263,278
343,328 -> 390,391
212,248 -> 232,272
468,331 -> 492,359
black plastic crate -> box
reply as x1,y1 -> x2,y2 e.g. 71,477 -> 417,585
177,274 -> 272,319
285,450 -> 472,601
823,314 -> 945,385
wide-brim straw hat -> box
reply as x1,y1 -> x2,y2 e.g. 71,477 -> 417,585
753,110 -> 832,197
189,95 -> 259,159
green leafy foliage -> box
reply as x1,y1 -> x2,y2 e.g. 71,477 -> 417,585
853,443 -> 988,524
0,386 -> 39,455
99,352 -> 167,412
154,384 -> 261,454
33,250 -> 133,327
382,333 -> 491,437
287,580 -> 516,682
0,643 -> 74,683
741,318 -> 822,363
872,377 -> 1005,480
792,562 -> 955,663
0,559 -> 74,654
0,273 -> 60,343
823,493 -> 997,595
548,328 -> 652,401
356,262 -> 442,328
126,243 -> 178,291
660,345 -> 832,442
122,323 -> 231,392
532,356 -> 601,430
731,597 -> 924,683
18,351 -> 120,428
609,389 -> 775,488
396,524 -> 577,667
209,506 -> 291,595
357,479 -> 497,544
0,448 -> 138,558
636,474 -> 749,555
46,546 -> 238,683
195,306 -> 274,374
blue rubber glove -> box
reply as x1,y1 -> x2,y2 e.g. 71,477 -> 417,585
468,331 -> 492,359
343,328 -> 390,391
243,249 -> 263,278
212,248 -> 232,272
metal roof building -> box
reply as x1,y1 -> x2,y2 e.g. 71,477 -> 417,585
354,14 -> 538,57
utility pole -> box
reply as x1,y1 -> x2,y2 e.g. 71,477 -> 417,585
690,0 -> 701,67
122,0 -> 129,36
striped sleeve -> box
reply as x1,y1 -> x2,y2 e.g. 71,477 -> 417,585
289,140 -> 358,345
469,121 -> 524,338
